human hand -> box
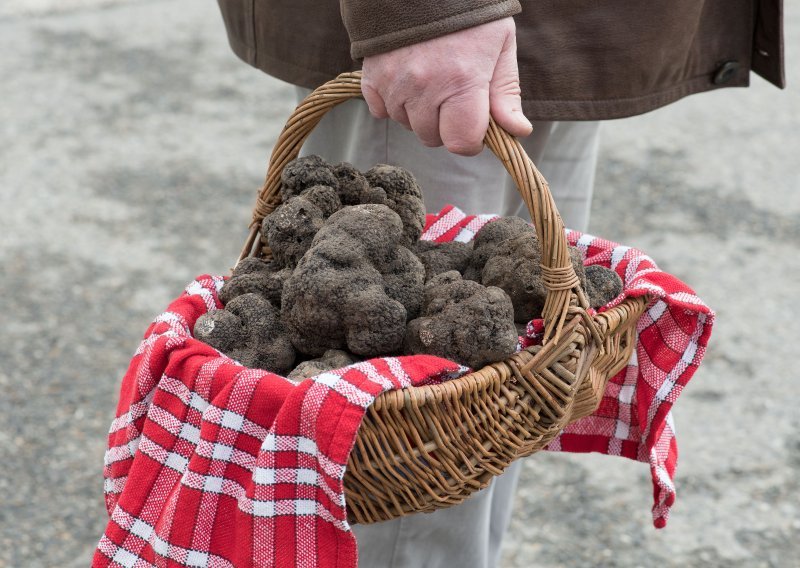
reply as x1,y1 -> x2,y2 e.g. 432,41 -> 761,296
361,17 -> 531,156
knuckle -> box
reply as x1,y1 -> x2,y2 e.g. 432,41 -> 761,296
405,65 -> 434,88
448,59 -> 474,82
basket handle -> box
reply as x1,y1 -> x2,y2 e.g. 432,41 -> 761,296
239,71 -> 595,344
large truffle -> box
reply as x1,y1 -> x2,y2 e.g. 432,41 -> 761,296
219,257 -> 291,308
464,217 -> 534,281
281,204 -> 424,358
194,293 -> 295,374
405,271 -> 518,369
287,349 -> 359,381
481,231 -> 588,323
585,265 -> 624,308
414,240 -> 474,281
364,164 -> 426,247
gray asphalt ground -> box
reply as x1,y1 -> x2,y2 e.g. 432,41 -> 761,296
1,1 -> 798,566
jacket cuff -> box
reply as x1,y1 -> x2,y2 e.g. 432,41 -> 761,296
342,0 -> 522,60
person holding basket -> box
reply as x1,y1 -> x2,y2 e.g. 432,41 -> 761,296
216,1 -> 783,566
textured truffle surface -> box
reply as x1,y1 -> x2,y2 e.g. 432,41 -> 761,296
262,196 -> 325,268
287,349 -> 358,381
464,217 -> 534,281
481,232 -> 588,323
280,155 -> 338,201
585,265 -> 624,308
414,240 -> 474,281
194,293 -> 295,374
219,258 -> 291,308
405,271 -> 518,369
331,162 -> 375,205
281,204 -> 424,358
298,185 -> 342,218
364,164 -> 426,247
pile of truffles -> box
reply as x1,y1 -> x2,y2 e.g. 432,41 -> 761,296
194,156 -> 623,377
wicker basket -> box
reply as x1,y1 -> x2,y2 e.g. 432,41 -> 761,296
237,72 -> 648,525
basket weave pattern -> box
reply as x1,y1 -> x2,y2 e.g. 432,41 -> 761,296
238,73 -> 648,524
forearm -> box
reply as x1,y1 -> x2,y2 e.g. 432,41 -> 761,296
340,0 -> 521,59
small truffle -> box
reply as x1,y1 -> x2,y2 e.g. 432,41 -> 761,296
298,185 -> 342,218
281,204 -> 424,358
464,217 -> 534,281
364,164 -> 426,246
219,258 -> 291,308
584,265 -> 624,308
262,196 -> 325,268
405,271 -> 518,369
194,293 -> 296,374
280,155 -> 338,201
287,349 -> 359,381
413,240 -> 474,281
331,162 -> 374,205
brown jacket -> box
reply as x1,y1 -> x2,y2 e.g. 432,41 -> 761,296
218,0 -> 784,121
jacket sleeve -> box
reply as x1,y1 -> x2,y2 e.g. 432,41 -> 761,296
340,0 -> 522,59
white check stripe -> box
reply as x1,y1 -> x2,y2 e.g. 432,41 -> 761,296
109,505 -> 235,567
96,535 -> 157,568
610,245 -> 631,268
351,360 -> 397,391
421,207 -> 465,240
641,306 -> 706,442
185,280 -> 218,312
137,435 -> 190,474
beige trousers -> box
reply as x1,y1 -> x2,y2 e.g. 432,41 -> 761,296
296,88 -> 601,568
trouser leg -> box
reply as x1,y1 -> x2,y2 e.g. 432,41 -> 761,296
293,87 -> 600,567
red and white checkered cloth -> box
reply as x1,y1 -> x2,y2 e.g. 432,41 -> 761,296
425,205 -> 715,528
95,205 -> 713,567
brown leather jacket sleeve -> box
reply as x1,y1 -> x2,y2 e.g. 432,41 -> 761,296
340,0 -> 522,59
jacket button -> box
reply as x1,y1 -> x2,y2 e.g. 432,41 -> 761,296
713,61 -> 740,85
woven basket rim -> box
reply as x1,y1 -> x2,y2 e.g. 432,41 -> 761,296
232,71 -> 650,523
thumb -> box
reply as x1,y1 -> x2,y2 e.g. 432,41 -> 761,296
489,31 -> 532,137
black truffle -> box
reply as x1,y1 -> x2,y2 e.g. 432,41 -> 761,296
298,185 -> 342,218
287,349 -> 359,381
585,265 -> 624,308
464,217 -> 534,281
194,293 -> 296,374
481,231 -> 588,323
405,271 -> 518,369
331,162 -> 374,206
281,204 -> 424,358
262,196 -> 325,268
364,164 -> 426,247
414,240 -> 474,281
280,155 -> 338,201
219,258 -> 291,308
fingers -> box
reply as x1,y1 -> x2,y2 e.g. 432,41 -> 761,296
366,84 -> 489,154
489,32 -> 532,138
361,82 -> 389,119
439,89 -> 490,156
406,99 -> 443,147
361,15 -> 521,154
366,74 -> 519,154
363,80 -> 413,129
